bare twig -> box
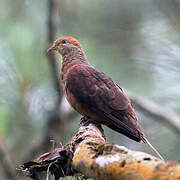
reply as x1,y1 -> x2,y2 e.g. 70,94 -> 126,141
25,0 -> 78,162
128,91 -> 180,134
47,0 -> 62,102
25,0 -> 61,161
25,96 -> 77,161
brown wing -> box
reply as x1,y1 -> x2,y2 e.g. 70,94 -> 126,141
66,64 -> 143,142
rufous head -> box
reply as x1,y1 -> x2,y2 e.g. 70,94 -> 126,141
47,36 -> 81,56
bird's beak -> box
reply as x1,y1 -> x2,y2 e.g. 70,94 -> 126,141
47,45 -> 57,54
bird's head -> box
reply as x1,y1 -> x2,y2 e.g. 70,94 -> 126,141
47,36 -> 81,56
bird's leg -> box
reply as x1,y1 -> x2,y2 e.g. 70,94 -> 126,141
80,116 -> 98,126
80,116 -> 105,139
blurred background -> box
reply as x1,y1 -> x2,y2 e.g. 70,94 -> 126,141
0,0 -> 180,179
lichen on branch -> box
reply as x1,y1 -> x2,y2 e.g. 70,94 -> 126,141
18,117 -> 180,180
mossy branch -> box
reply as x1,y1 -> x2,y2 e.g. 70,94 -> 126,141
18,117 -> 180,180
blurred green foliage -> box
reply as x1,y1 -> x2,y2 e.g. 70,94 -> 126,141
0,107 -> 8,136
0,0 -> 180,179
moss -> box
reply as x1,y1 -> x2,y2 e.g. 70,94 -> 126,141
72,141 -> 180,180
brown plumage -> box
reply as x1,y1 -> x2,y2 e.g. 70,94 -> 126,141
47,36 -> 164,160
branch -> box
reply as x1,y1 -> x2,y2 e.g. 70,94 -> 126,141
47,0 -> 62,101
128,91 -> 180,134
25,0 -> 71,161
25,95 -> 76,161
18,117 -> 180,180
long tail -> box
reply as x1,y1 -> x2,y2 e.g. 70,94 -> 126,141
141,136 -> 165,161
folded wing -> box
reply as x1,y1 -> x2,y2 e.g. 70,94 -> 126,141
66,64 -> 144,142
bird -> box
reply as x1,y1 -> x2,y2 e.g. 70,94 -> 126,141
47,36 -> 164,161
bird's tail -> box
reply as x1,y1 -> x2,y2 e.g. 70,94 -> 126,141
141,135 -> 165,161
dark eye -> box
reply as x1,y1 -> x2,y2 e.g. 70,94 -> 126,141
61,40 -> 67,44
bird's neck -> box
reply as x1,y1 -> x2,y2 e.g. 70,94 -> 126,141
62,47 -> 88,64
60,48 -> 88,86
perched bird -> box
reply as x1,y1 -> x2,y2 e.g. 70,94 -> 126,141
47,36 -> 164,160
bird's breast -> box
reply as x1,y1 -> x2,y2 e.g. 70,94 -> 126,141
60,61 -> 86,88
65,86 -> 103,122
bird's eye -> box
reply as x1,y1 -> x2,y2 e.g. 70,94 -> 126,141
61,40 -> 67,44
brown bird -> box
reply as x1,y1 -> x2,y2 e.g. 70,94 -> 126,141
47,36 -> 164,161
